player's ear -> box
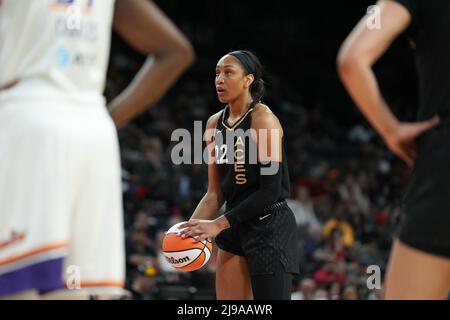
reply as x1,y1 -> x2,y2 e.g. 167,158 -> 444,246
244,74 -> 254,89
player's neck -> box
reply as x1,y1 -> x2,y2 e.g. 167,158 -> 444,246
228,95 -> 253,120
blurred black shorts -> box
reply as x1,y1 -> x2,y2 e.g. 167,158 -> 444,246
399,126 -> 450,258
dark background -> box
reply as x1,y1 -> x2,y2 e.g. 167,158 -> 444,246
109,0 -> 418,127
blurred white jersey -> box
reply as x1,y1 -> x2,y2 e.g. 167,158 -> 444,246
0,0 -> 115,103
0,0 -> 125,296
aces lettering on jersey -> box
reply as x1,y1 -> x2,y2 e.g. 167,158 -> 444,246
215,136 -> 247,185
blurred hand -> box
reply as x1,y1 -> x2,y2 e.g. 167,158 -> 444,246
383,115 -> 439,167
178,218 -> 228,243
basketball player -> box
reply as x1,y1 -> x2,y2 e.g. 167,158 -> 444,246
338,0 -> 450,299
0,0 -> 193,299
179,50 -> 299,300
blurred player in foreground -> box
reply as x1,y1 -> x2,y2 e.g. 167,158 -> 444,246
338,0 -> 450,299
0,0 -> 193,299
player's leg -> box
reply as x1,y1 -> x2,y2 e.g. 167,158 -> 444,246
384,239 -> 450,299
63,107 -> 126,299
215,249 -> 253,300
389,131 -> 450,299
250,261 -> 293,300
0,101 -> 72,298
242,202 -> 299,300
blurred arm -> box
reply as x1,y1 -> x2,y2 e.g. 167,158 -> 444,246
337,0 -> 411,140
337,1 -> 440,167
109,0 -> 195,128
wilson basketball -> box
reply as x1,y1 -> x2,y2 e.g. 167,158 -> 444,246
162,221 -> 213,272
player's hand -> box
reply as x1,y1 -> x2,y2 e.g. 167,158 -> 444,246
383,115 -> 439,167
178,218 -> 228,243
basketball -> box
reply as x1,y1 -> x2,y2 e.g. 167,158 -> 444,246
162,221 -> 213,272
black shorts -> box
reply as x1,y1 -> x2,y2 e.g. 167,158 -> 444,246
399,126 -> 450,258
215,200 -> 300,276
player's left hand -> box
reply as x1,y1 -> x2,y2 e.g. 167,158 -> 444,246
178,219 -> 225,243
383,115 -> 440,167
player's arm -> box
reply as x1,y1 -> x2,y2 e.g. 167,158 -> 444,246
189,112 -> 225,221
178,113 -> 228,241
337,0 -> 411,138
337,0 -> 439,167
180,107 -> 284,241
109,0 -> 194,128
221,106 -> 284,226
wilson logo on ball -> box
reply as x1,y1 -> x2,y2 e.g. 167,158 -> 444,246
165,256 -> 190,265
162,221 -> 213,272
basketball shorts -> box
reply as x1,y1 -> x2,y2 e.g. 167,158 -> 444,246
0,95 -> 125,296
215,200 -> 300,298
399,124 -> 450,258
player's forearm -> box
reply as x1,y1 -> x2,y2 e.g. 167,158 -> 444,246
224,187 -> 279,226
190,191 -> 224,220
338,58 -> 400,140
108,49 -> 193,128
224,163 -> 282,226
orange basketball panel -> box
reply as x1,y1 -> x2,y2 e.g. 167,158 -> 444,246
162,233 -> 205,252
176,251 -> 206,272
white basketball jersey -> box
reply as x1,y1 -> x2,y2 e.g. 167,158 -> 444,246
0,0 -> 115,102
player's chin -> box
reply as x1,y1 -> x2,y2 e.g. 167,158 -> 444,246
217,94 -> 228,104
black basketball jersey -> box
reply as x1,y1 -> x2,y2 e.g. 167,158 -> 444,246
214,103 -> 290,211
395,0 -> 450,121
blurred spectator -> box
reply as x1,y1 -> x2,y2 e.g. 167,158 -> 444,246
368,288 -> 384,300
295,165 -> 328,199
348,124 -> 374,143
126,224 -> 159,298
341,285 -> 359,300
323,203 -> 355,249
313,262 -> 347,287
287,186 -> 323,236
126,225 -> 158,272
327,281 -> 342,300
338,173 -> 370,215
314,289 -> 329,300
291,278 -> 316,300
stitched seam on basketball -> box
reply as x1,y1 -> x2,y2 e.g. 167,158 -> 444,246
181,249 -> 205,268
199,240 -> 211,259
162,248 -> 202,254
